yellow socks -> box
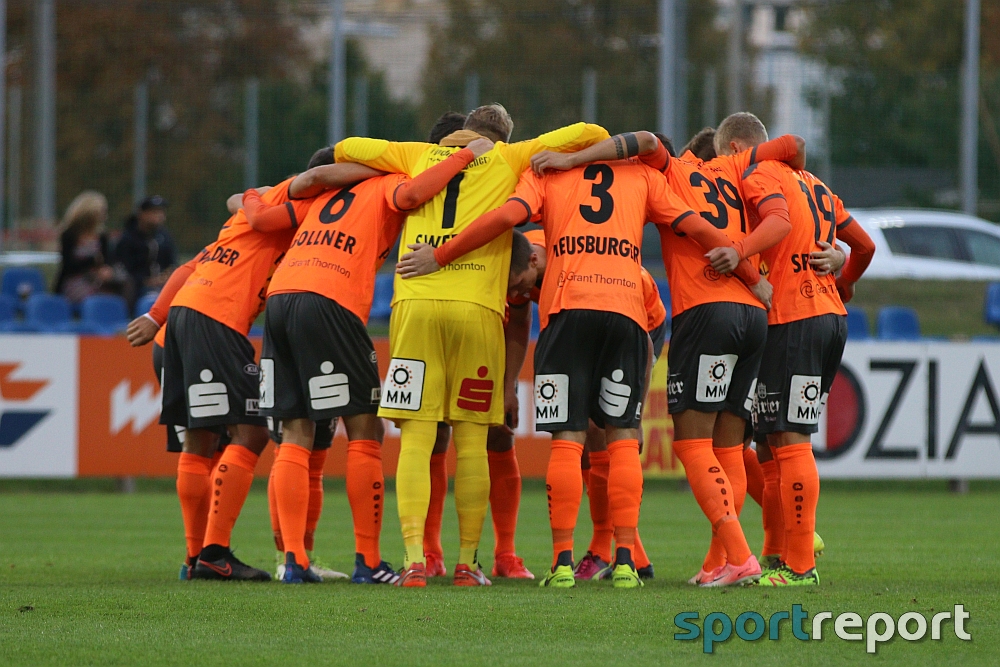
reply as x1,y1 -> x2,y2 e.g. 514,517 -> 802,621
396,419 -> 438,567
452,421 -> 490,567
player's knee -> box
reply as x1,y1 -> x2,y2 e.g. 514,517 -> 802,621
486,426 -> 513,452
230,424 -> 270,454
344,413 -> 385,443
181,428 -> 219,458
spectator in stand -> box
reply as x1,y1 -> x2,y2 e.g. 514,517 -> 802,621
115,195 -> 177,303
53,191 -> 126,304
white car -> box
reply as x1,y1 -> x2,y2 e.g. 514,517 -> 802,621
852,209 -> 1000,280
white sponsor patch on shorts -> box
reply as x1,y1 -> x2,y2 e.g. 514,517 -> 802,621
380,358 -> 425,411
599,369 -> 632,418
309,361 -> 351,411
744,378 -> 758,413
259,359 -> 274,409
189,369 -> 229,418
534,374 -> 569,424
787,374 -> 823,425
696,354 -> 738,403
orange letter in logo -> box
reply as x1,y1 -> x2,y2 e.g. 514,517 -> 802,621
457,366 -> 493,412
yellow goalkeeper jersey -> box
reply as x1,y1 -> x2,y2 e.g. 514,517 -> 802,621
333,122 -> 610,315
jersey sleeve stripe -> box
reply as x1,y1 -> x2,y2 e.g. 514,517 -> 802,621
284,202 -> 298,228
670,210 -> 696,231
757,193 -> 786,207
749,146 -> 758,164
836,215 -> 856,231
742,162 -> 760,180
509,197 -> 533,223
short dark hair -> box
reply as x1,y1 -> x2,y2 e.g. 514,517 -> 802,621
510,230 -> 533,275
715,112 -> 768,154
682,127 -> 717,161
307,146 -> 335,169
652,132 -> 676,158
428,111 -> 468,144
465,104 -> 514,143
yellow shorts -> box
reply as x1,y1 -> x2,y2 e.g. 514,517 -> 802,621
378,299 -> 505,425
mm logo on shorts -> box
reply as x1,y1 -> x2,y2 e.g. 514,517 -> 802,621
457,366 -> 493,412
188,369 -> 229,418
696,354 -> 737,403
381,359 -> 425,411
309,361 -> 350,410
535,374 -> 568,424
788,375 -> 825,424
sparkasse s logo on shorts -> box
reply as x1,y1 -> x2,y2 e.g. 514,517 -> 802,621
674,604 -> 972,654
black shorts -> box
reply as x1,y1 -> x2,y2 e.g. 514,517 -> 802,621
160,307 -> 267,430
533,309 -> 648,433
155,341 -> 232,453
667,302 -> 767,420
648,319 -> 668,363
260,292 -> 381,422
268,417 -> 335,451
753,313 -> 848,437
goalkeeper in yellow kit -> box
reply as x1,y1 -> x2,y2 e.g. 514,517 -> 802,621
334,104 -> 608,586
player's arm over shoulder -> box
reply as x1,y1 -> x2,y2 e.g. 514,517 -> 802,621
503,122 -> 610,173
333,138 -> 429,176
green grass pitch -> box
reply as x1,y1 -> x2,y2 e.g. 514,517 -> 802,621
0,480 -> 997,665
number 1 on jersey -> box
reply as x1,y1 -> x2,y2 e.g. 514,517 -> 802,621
441,172 -> 466,229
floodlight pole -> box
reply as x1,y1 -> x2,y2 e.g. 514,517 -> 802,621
132,80 -> 148,206
244,78 -> 259,190
464,72 -> 479,112
657,0 -> 676,137
582,68 -> 597,124
34,0 -> 55,223
960,0 -> 980,215
0,0 -> 6,253
727,0 -> 744,114
328,0 -> 346,145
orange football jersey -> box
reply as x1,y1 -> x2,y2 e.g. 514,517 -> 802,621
170,178 -> 311,335
742,162 -> 847,325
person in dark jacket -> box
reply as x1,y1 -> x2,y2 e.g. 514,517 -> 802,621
115,195 -> 177,302
54,191 -> 125,304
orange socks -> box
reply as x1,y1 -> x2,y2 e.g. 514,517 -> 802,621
423,452 -> 447,559
744,446 -> 765,507
267,462 -> 283,552
584,450 -> 613,562
633,530 -> 651,570
202,444 -> 259,550
774,443 -> 819,574
701,446 -> 748,572
488,448 -> 521,556
176,453 -> 214,560
547,440 -> 584,566
306,448 -> 327,552
672,438 -> 751,567
607,439 -> 643,558
273,443 -> 311,567
760,459 -> 785,558
346,440 -> 384,568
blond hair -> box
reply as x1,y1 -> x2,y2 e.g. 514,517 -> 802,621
464,103 -> 514,143
714,112 -> 769,155
60,191 -> 108,235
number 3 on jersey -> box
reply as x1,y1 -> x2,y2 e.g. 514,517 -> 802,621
579,164 -> 615,224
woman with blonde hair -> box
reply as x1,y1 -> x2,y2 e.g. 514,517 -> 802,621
53,191 -> 123,303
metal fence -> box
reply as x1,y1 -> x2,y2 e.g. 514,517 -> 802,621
0,0 -> 996,260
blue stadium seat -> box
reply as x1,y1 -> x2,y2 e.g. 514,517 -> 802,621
876,306 -> 921,341
248,325 -> 264,338
23,294 -> 75,333
1,267 -> 46,303
79,295 -> 130,335
370,273 -> 394,322
530,302 -> 540,340
0,294 -> 19,331
846,307 -> 871,341
984,283 -> 1000,329
135,291 -> 159,318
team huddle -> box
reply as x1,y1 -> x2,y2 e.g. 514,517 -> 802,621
126,103 -> 875,589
